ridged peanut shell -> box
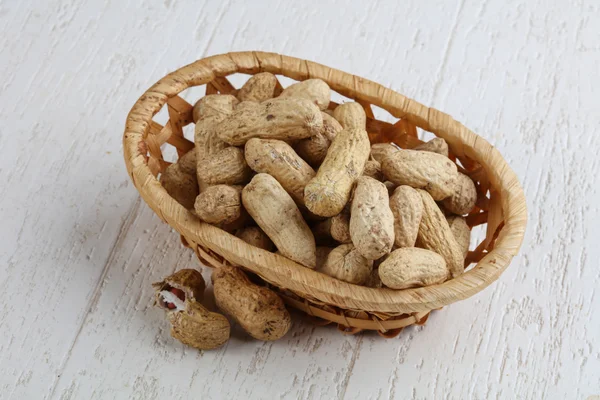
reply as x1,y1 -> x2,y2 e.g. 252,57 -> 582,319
192,94 -> 239,123
416,190 -> 464,278
349,177 -> 395,260
242,174 -> 316,268
379,247 -> 448,289
152,268 -> 206,306
415,137 -> 449,157
446,216 -> 471,259
294,113 -> 342,167
370,143 -> 399,163
441,173 -> 477,215
153,269 -> 230,350
319,243 -> 373,285
237,72 -> 279,103
217,97 -> 323,146
332,102 -> 367,129
362,159 -> 383,181
194,185 -> 242,225
197,146 -> 252,186
389,185 -> 424,248
194,95 -> 237,159
235,226 -> 275,251
382,149 -> 458,200
167,301 -> 231,350
330,208 -> 352,244
160,150 -> 199,210
279,79 -> 331,110
212,266 -> 291,341
245,138 -> 315,206
304,123 -> 370,216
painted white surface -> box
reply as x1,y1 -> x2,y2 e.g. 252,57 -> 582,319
1,0 -> 598,398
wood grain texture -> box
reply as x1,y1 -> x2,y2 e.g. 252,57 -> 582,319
0,0 -> 598,399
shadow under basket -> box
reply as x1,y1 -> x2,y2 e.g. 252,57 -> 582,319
123,51 -> 527,338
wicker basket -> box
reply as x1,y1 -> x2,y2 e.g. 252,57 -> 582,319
123,51 -> 527,337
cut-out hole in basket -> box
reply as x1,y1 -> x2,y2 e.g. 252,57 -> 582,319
153,104 -> 170,127
161,143 -> 179,164
178,85 -> 205,108
276,75 -> 299,90
419,130 -> 438,143
370,104 -> 396,125
329,90 -> 355,107
227,72 -> 253,89
181,122 -> 194,143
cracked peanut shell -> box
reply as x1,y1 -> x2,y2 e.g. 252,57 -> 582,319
153,269 -> 230,350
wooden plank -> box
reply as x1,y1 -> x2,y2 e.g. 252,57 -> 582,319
1,1 -> 599,399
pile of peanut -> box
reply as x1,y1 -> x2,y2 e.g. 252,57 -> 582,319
157,74 -> 476,348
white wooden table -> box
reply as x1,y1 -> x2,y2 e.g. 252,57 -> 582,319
1,1 -> 599,398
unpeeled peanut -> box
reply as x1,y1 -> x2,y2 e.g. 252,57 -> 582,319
416,190 -> 464,278
319,243 -> 373,285
311,207 -> 352,245
194,185 -> 242,225
160,150 -> 199,210
235,226 -> 275,252
362,159 -> 383,181
212,266 -> 291,341
441,173 -> 477,215
245,138 -> 315,206
279,79 -> 331,110
382,149 -> 458,200
389,186 -> 423,248
194,95 -> 246,187
332,102 -> 367,130
193,94 -> 239,124
378,247 -> 448,289
349,176 -> 395,260
304,103 -> 370,217
242,173 -> 316,268
415,137 -> 449,157
237,72 -> 279,103
294,113 -> 342,167
370,143 -> 399,163
447,216 -> 471,259
330,208 -> 352,243
217,97 -> 323,146
197,146 -> 252,186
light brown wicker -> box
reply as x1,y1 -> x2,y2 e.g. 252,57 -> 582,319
123,51 -> 527,337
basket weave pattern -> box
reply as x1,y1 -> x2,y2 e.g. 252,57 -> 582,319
123,51 -> 527,336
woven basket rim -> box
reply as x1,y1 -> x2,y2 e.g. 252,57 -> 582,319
123,51 -> 527,314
